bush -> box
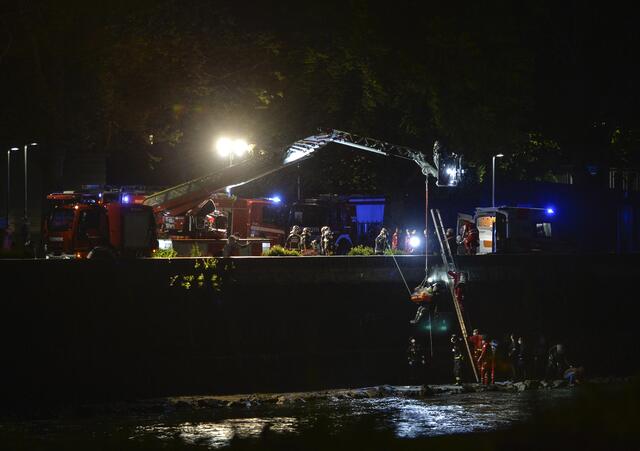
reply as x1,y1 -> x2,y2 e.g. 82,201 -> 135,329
384,248 -> 404,255
348,245 -> 375,256
262,245 -> 301,256
153,248 -> 178,258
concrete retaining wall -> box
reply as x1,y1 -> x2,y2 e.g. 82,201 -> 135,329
0,254 -> 637,412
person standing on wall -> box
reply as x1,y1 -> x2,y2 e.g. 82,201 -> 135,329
391,227 -> 400,251
374,227 -> 389,255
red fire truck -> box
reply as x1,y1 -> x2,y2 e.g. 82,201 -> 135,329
42,189 -> 158,259
153,192 -> 286,256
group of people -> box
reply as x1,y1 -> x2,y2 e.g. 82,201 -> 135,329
376,222 -> 480,256
450,329 -> 584,386
445,222 -> 479,256
284,225 -> 335,255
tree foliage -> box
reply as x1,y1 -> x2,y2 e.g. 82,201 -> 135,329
2,1 -> 640,192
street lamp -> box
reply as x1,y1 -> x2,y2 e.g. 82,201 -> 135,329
5,147 -> 19,229
23,142 -> 37,246
492,153 -> 504,208
215,137 -> 250,167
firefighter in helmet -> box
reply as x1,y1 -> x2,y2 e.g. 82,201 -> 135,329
451,334 -> 465,385
407,336 -> 427,383
285,225 -> 302,250
477,336 -> 499,385
462,222 -> 479,255
321,226 -> 334,255
300,227 -> 313,252
374,227 -> 389,255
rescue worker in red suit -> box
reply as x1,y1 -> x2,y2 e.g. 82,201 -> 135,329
391,228 -> 400,250
448,271 -> 466,313
463,222 -> 479,255
477,337 -> 499,385
468,328 -> 483,375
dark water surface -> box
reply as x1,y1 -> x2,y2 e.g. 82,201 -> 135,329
0,389 -> 581,450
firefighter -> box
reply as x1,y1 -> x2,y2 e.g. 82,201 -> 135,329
468,328 -> 484,365
507,333 -> 519,381
515,336 -> 528,381
300,227 -> 313,252
321,226 -> 334,255
403,228 -> 412,252
409,282 -> 442,324
477,336 -> 498,385
451,334 -> 465,385
448,270 -> 466,313
391,228 -> 400,251
546,343 -> 570,380
374,227 -> 389,255
285,225 -> 302,250
463,223 -> 479,255
407,337 -> 427,383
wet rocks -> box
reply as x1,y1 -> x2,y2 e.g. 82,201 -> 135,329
514,380 -> 540,391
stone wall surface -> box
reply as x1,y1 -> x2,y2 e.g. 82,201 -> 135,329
0,254 -> 637,412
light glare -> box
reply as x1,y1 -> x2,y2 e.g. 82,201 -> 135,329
216,137 -> 232,157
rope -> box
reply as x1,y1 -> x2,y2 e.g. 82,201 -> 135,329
391,253 -> 412,296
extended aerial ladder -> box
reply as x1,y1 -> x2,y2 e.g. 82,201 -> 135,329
431,208 -> 480,382
142,130 -> 471,368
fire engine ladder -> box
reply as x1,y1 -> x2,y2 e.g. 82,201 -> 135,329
431,208 -> 480,383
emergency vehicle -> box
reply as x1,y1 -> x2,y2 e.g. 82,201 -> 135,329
154,192 -> 286,256
287,194 -> 386,254
457,206 -> 561,254
43,188 -> 158,259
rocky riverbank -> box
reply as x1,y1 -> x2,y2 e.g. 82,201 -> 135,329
75,376 -> 631,418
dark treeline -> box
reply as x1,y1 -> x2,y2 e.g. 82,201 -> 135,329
1,0 -> 639,195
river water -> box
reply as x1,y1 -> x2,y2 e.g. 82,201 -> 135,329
1,389 -> 583,450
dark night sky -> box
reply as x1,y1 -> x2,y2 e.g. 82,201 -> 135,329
1,0 -> 639,196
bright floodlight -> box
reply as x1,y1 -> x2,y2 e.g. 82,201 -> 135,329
495,153 -> 504,158
10,147 -> 19,151
446,167 -> 456,176
409,236 -> 421,248
216,137 -> 233,157
232,139 -> 248,156
546,208 -> 555,215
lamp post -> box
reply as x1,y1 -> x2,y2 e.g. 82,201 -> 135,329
5,147 -> 19,229
492,153 -> 504,208
22,142 -> 37,246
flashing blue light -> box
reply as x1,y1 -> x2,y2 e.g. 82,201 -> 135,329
270,196 -> 282,203
122,194 -> 130,204
546,207 -> 555,215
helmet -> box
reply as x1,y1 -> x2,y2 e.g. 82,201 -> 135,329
303,227 -> 310,233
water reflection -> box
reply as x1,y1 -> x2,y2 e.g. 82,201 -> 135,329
134,417 -> 298,448
2,390 -> 577,449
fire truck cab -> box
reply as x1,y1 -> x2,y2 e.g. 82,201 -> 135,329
43,190 -> 158,259
458,206 -> 559,254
